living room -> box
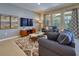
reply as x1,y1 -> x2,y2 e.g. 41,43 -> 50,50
0,3 -> 79,56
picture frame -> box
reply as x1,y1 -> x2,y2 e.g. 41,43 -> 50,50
0,15 -> 10,29
10,16 -> 18,29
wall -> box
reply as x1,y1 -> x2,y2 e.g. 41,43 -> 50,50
0,3 -> 39,39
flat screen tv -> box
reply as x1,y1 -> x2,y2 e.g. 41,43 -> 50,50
20,18 -> 33,27
29,19 -> 33,26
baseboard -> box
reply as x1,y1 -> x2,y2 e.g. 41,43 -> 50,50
0,36 -> 19,42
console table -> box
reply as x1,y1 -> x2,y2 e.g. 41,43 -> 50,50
20,28 -> 36,37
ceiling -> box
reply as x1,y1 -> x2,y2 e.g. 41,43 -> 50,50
11,3 -> 75,13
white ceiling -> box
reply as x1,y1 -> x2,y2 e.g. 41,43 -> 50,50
11,3 -> 74,13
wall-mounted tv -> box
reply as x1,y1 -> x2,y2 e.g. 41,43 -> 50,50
20,18 -> 33,27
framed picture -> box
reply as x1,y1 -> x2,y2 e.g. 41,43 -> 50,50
0,15 -> 10,29
0,16 -> 1,29
10,16 -> 18,29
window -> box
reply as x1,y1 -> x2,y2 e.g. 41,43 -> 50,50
44,14 -> 51,26
64,11 -> 72,30
52,13 -> 61,29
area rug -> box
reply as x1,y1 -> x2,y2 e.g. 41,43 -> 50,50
15,36 -> 39,56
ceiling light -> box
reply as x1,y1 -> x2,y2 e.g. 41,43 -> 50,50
37,3 -> 40,5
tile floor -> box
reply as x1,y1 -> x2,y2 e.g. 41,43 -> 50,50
0,37 -> 26,56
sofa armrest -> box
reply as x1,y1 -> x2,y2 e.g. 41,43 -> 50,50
71,42 -> 75,48
39,38 -> 76,56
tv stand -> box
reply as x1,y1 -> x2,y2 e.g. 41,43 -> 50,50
20,28 -> 36,37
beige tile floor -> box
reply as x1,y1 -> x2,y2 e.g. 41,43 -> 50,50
0,38 -> 26,56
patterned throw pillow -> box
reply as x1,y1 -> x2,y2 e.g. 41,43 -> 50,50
57,33 -> 72,45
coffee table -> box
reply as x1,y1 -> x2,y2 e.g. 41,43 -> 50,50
23,32 -> 44,56
16,32 -> 44,56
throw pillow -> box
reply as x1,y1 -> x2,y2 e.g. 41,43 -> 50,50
47,32 -> 59,41
57,33 -> 72,45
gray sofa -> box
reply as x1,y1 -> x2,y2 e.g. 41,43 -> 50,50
39,32 -> 76,56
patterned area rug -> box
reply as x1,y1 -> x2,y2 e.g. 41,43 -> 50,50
15,36 -> 39,56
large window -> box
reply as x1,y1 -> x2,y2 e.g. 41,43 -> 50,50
52,13 -> 61,29
64,11 -> 72,30
44,11 -> 73,31
44,14 -> 51,26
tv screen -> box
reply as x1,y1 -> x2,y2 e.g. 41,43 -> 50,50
20,18 -> 33,27
20,18 -> 28,26
29,19 -> 33,26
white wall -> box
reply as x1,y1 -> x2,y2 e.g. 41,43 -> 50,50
0,3 -> 39,39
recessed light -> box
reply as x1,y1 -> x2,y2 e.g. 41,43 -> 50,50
37,3 -> 40,5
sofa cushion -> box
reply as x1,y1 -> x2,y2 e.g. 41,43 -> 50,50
57,33 -> 73,45
47,32 -> 59,41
